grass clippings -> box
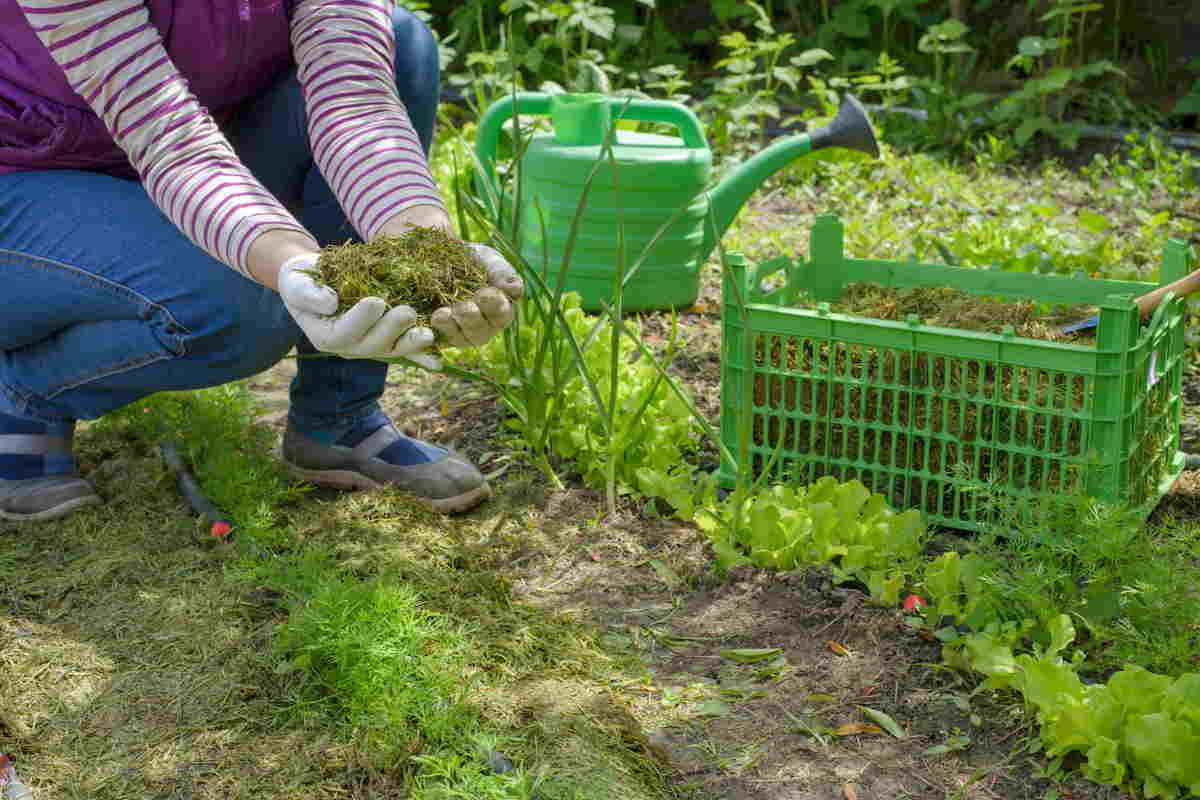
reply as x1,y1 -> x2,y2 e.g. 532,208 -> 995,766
0,384 -> 675,799
314,226 -> 488,319
811,282 -> 1096,344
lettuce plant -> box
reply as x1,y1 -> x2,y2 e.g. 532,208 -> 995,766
949,615 -> 1200,800
693,476 -> 925,606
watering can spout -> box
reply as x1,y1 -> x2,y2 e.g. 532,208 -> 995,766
702,94 -> 880,259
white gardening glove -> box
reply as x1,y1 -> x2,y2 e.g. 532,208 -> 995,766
430,243 -> 525,348
277,253 -> 441,369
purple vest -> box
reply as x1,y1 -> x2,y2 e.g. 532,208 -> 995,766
0,0 -> 294,177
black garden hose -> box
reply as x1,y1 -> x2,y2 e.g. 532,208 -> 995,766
486,751 -> 541,799
159,441 -> 234,540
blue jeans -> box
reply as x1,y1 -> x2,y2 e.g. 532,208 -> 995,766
0,9 -> 439,435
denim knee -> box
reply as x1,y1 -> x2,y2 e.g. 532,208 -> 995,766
190,286 -> 302,381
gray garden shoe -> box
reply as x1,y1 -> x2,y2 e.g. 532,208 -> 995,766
0,415 -> 101,522
0,475 -> 101,522
280,423 -> 490,514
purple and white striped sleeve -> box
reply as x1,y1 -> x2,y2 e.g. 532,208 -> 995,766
290,0 -> 447,241
16,0 -> 313,278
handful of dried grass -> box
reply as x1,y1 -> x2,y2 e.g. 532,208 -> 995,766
311,226 -> 489,321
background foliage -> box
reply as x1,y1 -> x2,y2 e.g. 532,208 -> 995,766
402,0 -> 1199,159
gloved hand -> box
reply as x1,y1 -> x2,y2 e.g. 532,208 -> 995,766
430,243 -> 524,348
277,253 -> 439,367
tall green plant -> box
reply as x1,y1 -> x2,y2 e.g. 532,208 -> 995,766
440,91 -> 730,515
699,1 -> 832,156
990,0 -> 1123,148
903,18 -> 990,150
450,0 -> 657,100
1174,58 -> 1200,118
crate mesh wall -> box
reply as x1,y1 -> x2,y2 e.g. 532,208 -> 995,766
719,215 -> 1191,531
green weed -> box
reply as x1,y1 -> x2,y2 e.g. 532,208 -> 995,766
989,1 -> 1125,149
923,491 -> 1200,677
1174,58 -> 1200,118
696,1 -> 832,157
442,95 -> 726,516
89,384 -> 306,545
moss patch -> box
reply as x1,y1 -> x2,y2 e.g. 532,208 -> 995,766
314,227 -> 488,319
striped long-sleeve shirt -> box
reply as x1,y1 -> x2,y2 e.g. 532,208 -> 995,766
12,0 -> 446,279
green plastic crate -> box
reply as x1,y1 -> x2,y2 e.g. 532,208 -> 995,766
718,214 -> 1193,531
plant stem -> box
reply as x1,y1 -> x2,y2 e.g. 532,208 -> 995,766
605,121 -> 624,518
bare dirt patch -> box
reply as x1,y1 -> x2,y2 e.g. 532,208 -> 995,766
483,477 -> 1136,800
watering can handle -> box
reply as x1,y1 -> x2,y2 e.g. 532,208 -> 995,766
473,92 -> 709,201
605,97 -> 708,149
474,92 -> 555,202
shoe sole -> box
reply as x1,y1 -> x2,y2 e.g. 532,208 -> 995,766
0,493 -> 102,522
282,462 -> 491,515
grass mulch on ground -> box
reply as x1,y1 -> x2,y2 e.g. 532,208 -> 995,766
0,386 -> 678,800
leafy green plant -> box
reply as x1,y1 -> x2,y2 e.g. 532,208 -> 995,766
855,50 -> 912,108
445,14 -> 525,118
449,291 -> 701,506
808,50 -> 912,121
989,1 -> 1124,148
910,487 -> 1200,678
693,477 -> 925,605
444,0 -> 630,115
511,0 -> 620,93
811,0 -> 909,73
967,131 -> 1020,168
698,1 -> 832,157
443,102 -> 724,514
643,62 -> 691,104
867,0 -> 915,62
1174,58 -> 1200,118
457,0 -> 656,99
1083,131 -> 1199,211
951,616 -> 1200,800
907,18 -> 989,151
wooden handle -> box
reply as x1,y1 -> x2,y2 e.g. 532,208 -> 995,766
1135,265 -> 1200,317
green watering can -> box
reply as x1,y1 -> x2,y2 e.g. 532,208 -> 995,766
474,91 -> 880,312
